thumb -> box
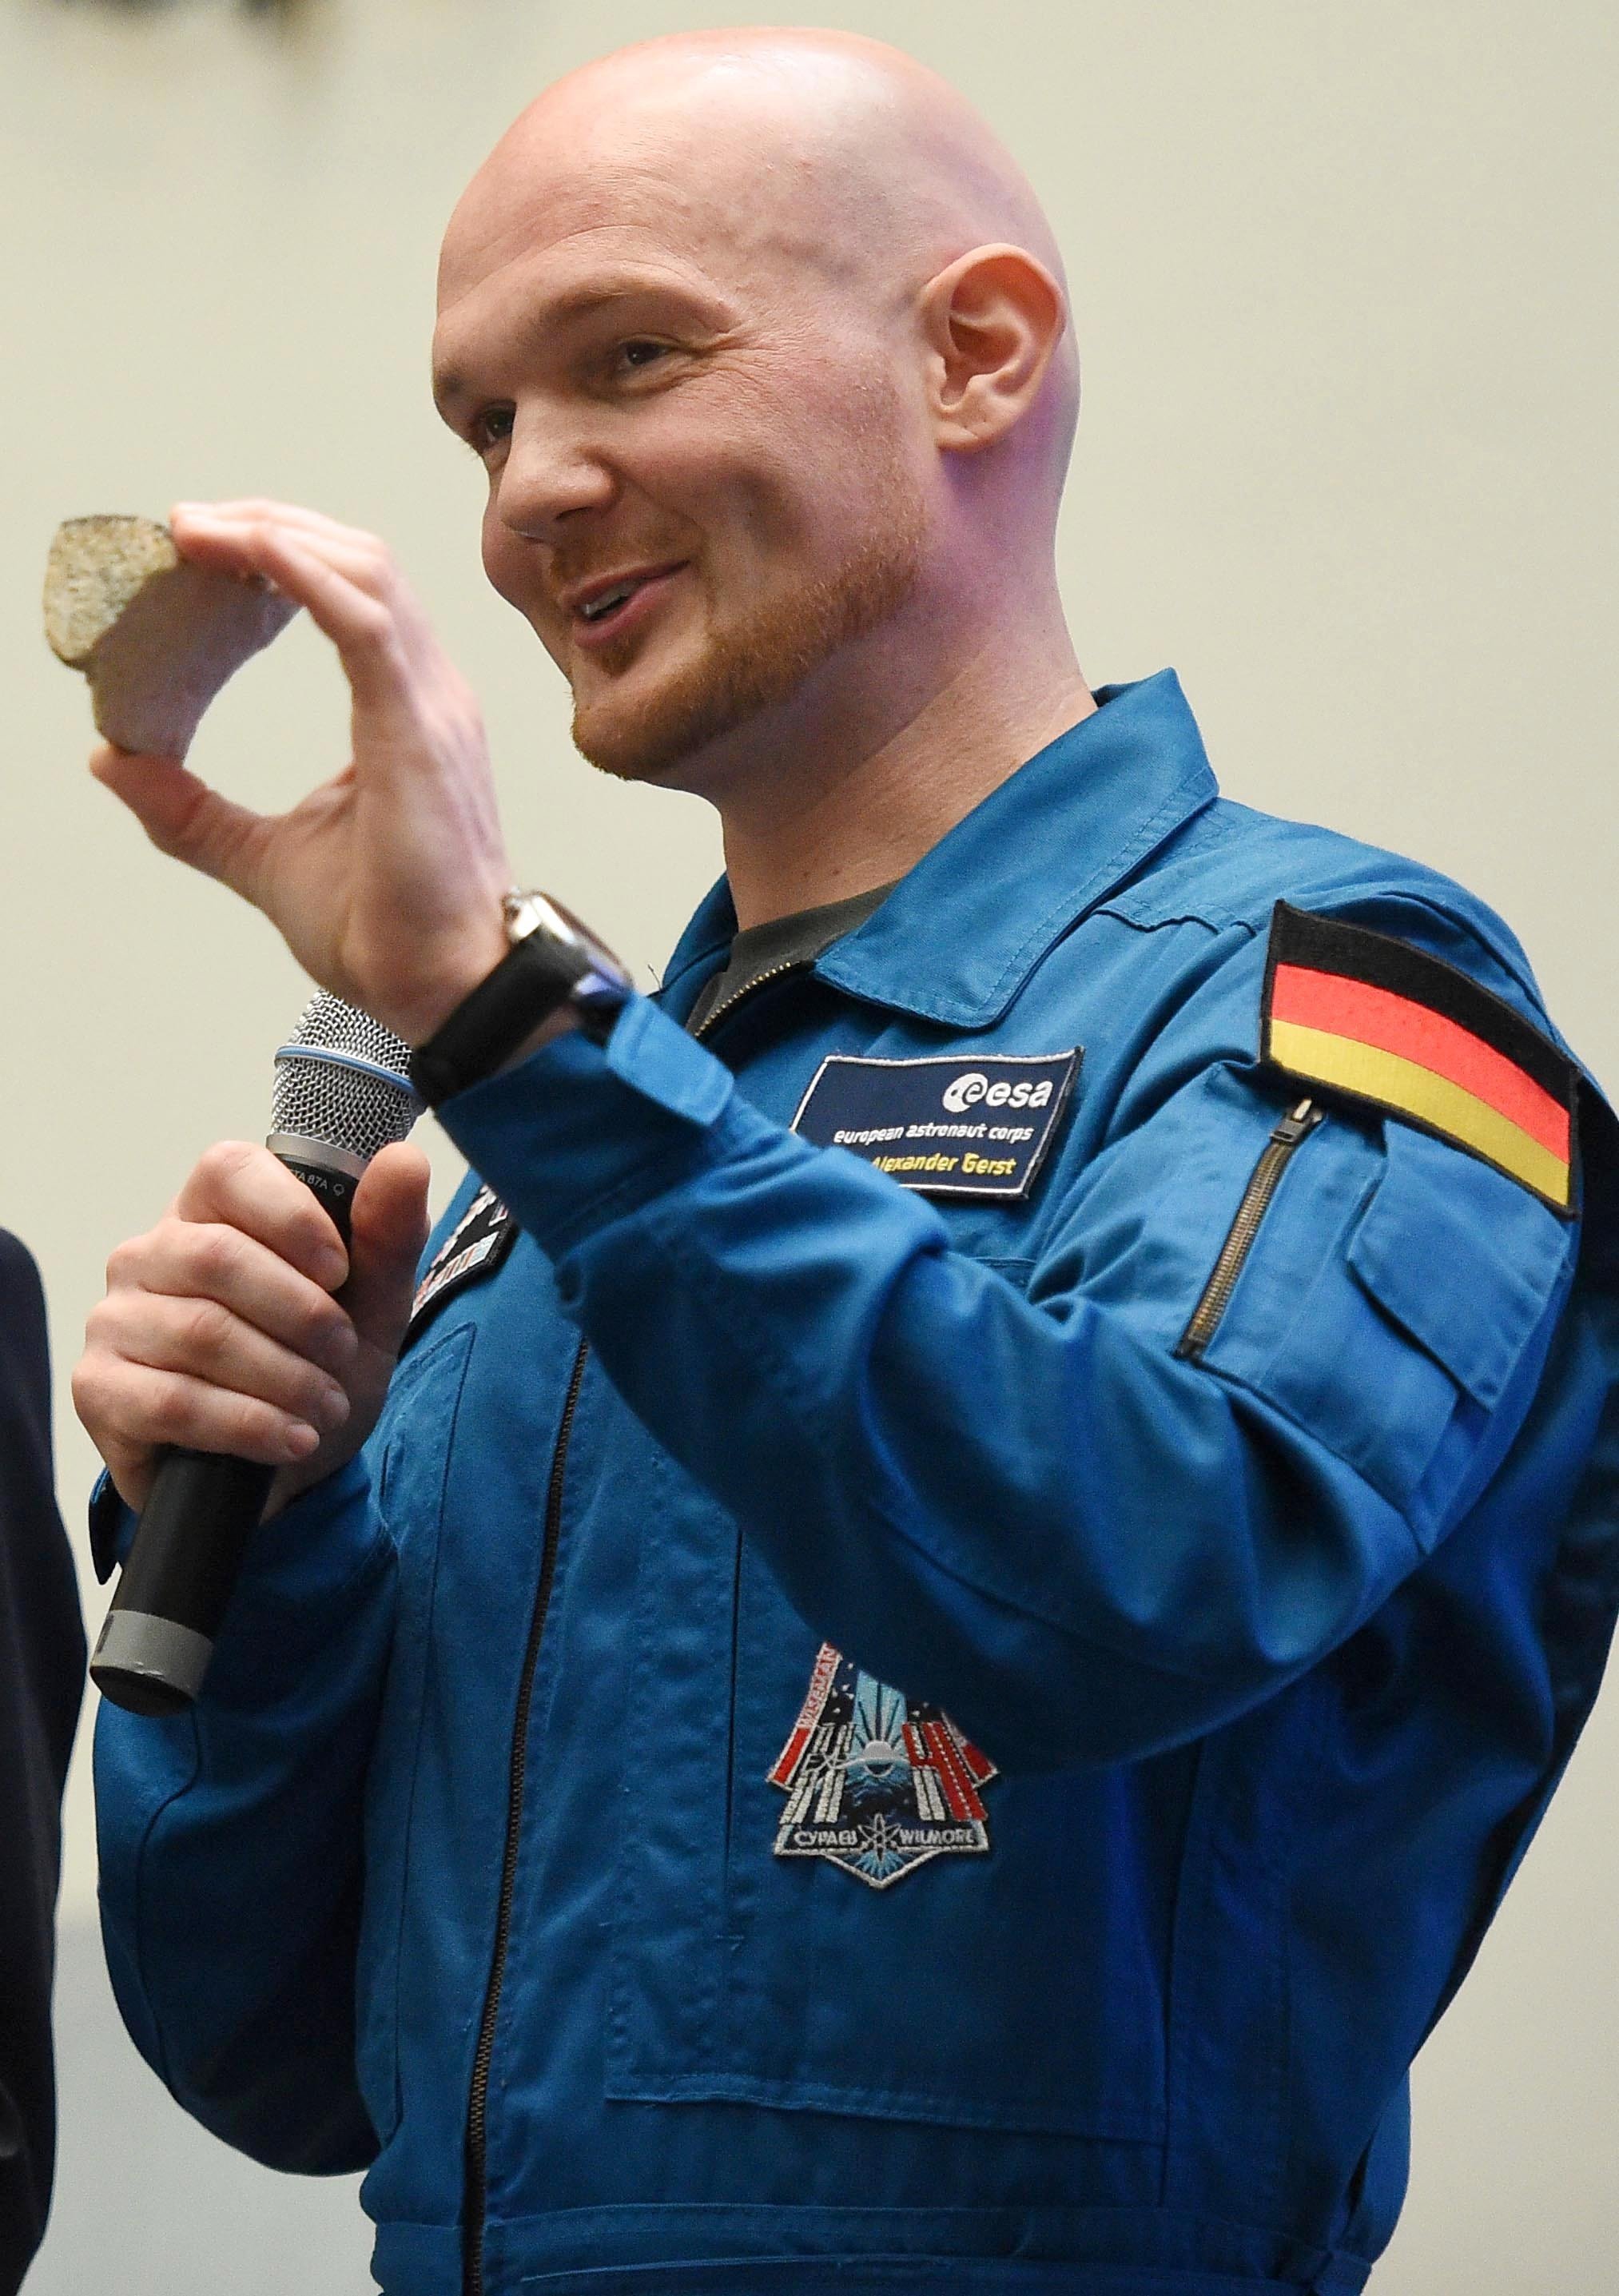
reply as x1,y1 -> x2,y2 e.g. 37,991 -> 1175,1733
343,1141 -> 433,1356
90,742 -> 272,897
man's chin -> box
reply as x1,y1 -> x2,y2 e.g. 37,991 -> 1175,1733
568,631 -> 787,786
570,666 -> 730,786
569,528 -> 925,787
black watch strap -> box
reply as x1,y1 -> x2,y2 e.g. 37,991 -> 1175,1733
408,921 -> 628,1108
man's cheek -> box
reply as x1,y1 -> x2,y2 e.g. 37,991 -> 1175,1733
480,507 -> 531,603
480,535 -> 515,603
691,457 -> 826,567
475,533 -> 562,659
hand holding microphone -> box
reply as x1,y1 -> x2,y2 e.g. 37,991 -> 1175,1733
74,997 -> 432,1713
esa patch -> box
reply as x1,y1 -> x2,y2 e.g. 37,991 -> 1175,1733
770,1644 -> 997,1890
1261,903 -> 1578,1213
404,1184 -> 517,1347
792,1050 -> 1078,1200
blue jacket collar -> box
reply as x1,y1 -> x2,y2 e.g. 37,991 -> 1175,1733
661,669 -> 1218,1030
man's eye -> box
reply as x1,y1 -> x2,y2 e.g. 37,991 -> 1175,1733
470,405 -> 514,452
615,339 -> 670,374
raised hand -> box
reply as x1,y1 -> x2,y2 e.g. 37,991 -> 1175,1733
90,500 -> 514,1045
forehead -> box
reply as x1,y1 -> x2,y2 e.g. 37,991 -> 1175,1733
434,86 -> 877,374
433,225 -> 734,398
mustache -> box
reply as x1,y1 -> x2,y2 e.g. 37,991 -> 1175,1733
546,550 -> 690,605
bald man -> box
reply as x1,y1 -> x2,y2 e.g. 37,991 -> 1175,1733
82,30 -> 1619,2296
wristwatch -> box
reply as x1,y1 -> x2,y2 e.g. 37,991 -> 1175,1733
408,889 -> 634,1108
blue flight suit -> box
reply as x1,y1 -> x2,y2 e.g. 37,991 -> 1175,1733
93,671 -> 1619,2296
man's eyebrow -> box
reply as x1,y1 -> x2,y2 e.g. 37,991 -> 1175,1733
433,272 -> 739,413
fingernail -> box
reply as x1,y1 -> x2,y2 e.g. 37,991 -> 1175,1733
284,1423 -> 320,1459
315,1383 -> 351,1431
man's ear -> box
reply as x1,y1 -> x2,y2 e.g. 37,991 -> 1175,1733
918,243 -> 1068,456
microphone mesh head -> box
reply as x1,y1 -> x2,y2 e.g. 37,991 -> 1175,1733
271,993 -> 423,1161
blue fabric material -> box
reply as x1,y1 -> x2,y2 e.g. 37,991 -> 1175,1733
94,672 -> 1619,2294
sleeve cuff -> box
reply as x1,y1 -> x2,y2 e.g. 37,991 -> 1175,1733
436,993 -> 739,1260
90,1470 -> 136,1585
90,1454 -> 384,1622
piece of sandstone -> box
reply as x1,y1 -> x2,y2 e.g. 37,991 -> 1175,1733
43,514 -> 298,757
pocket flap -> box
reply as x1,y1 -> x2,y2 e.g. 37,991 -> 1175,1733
1347,1122 -> 1572,1407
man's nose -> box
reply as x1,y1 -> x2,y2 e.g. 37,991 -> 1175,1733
492,408 -> 617,541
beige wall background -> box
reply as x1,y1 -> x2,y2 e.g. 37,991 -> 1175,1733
2,0 -> 1616,2286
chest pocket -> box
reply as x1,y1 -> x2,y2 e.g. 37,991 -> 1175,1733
356,1322 -> 475,2145
1201,1117 -> 1574,1538
603,1251 -> 1168,2145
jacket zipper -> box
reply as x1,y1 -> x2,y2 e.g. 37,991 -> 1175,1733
459,962 -> 810,2294
461,1335 -> 587,2296
1174,1097 -> 1323,1362
694,957 -> 813,1039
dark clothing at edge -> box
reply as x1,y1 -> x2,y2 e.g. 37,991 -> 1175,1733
0,1231 -> 84,2294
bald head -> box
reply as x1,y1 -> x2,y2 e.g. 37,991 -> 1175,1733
448,33 -> 1066,312
436,30 -> 1080,789
440,28 -> 1078,484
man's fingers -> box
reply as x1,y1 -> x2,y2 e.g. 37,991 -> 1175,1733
110,1220 -> 358,1369
174,510 -> 390,599
74,1358 -> 324,1490
170,503 -> 401,629
88,1288 -> 352,1437
114,1236 -> 356,1377
170,505 -> 449,694
78,1132 -> 430,1517
170,520 -> 407,703
173,499 -> 389,561
171,1143 -> 351,1292
90,746 -> 275,897
343,1143 -> 433,1357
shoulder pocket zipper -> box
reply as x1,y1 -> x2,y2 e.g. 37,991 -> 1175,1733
1175,1098 -> 1324,1362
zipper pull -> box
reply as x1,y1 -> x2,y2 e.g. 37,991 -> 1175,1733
1175,1096 -> 1327,1362
1270,1097 -> 1323,1148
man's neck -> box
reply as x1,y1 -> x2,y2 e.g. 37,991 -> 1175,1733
710,592 -> 1094,929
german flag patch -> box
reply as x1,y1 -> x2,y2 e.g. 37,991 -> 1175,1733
1261,903 -> 1577,1213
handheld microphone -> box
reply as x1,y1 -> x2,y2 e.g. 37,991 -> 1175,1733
90,993 -> 424,1718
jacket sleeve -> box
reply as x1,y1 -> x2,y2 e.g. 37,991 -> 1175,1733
93,1454 -> 393,2173
0,1233 -> 84,2296
436,901 -> 1591,1773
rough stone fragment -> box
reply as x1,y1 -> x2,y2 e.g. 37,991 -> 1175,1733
43,514 -> 298,757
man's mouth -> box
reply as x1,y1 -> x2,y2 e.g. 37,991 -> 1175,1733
566,563 -> 687,648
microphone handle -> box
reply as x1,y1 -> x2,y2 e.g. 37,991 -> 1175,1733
90,1144 -> 362,1718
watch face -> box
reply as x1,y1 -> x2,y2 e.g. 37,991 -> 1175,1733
509,892 -> 627,985
547,897 -> 630,986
